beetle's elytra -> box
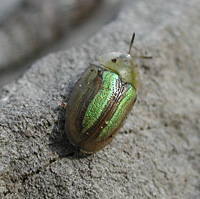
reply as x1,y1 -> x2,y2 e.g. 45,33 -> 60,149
65,33 -> 151,153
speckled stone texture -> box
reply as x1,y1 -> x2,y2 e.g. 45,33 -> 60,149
0,0 -> 200,198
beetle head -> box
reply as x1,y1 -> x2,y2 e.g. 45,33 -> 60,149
99,33 -> 151,89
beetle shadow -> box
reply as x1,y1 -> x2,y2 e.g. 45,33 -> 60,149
49,85 -> 93,160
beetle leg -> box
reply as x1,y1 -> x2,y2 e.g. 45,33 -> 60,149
61,102 -> 68,109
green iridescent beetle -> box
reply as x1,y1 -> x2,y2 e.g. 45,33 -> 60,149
65,33 -> 151,153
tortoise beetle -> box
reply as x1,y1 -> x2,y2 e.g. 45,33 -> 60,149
65,33 -> 151,153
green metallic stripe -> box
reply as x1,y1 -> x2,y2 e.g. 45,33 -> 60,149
74,67 -> 103,138
80,77 -> 129,145
82,71 -> 118,133
66,65 -> 104,144
96,85 -> 136,142
77,81 -> 100,133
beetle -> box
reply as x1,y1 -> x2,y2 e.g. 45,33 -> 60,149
65,33 -> 151,153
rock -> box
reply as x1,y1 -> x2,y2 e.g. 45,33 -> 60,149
0,0 -> 22,22
0,0 -> 200,198
0,0 -> 122,87
0,0 -> 102,70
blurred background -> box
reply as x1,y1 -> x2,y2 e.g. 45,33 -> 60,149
0,0 -> 122,87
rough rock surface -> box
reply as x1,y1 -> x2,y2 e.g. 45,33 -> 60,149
0,0 -> 102,70
0,0 -> 121,87
0,0 -> 200,198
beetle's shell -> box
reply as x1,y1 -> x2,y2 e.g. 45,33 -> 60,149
65,64 -> 137,153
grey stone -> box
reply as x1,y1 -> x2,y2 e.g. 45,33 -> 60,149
0,0 -> 122,87
0,0 -> 22,22
0,0 -> 200,198
0,0 -> 102,70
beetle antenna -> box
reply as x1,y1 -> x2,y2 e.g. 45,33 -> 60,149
128,32 -> 135,54
129,33 -> 152,59
133,56 -> 153,59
